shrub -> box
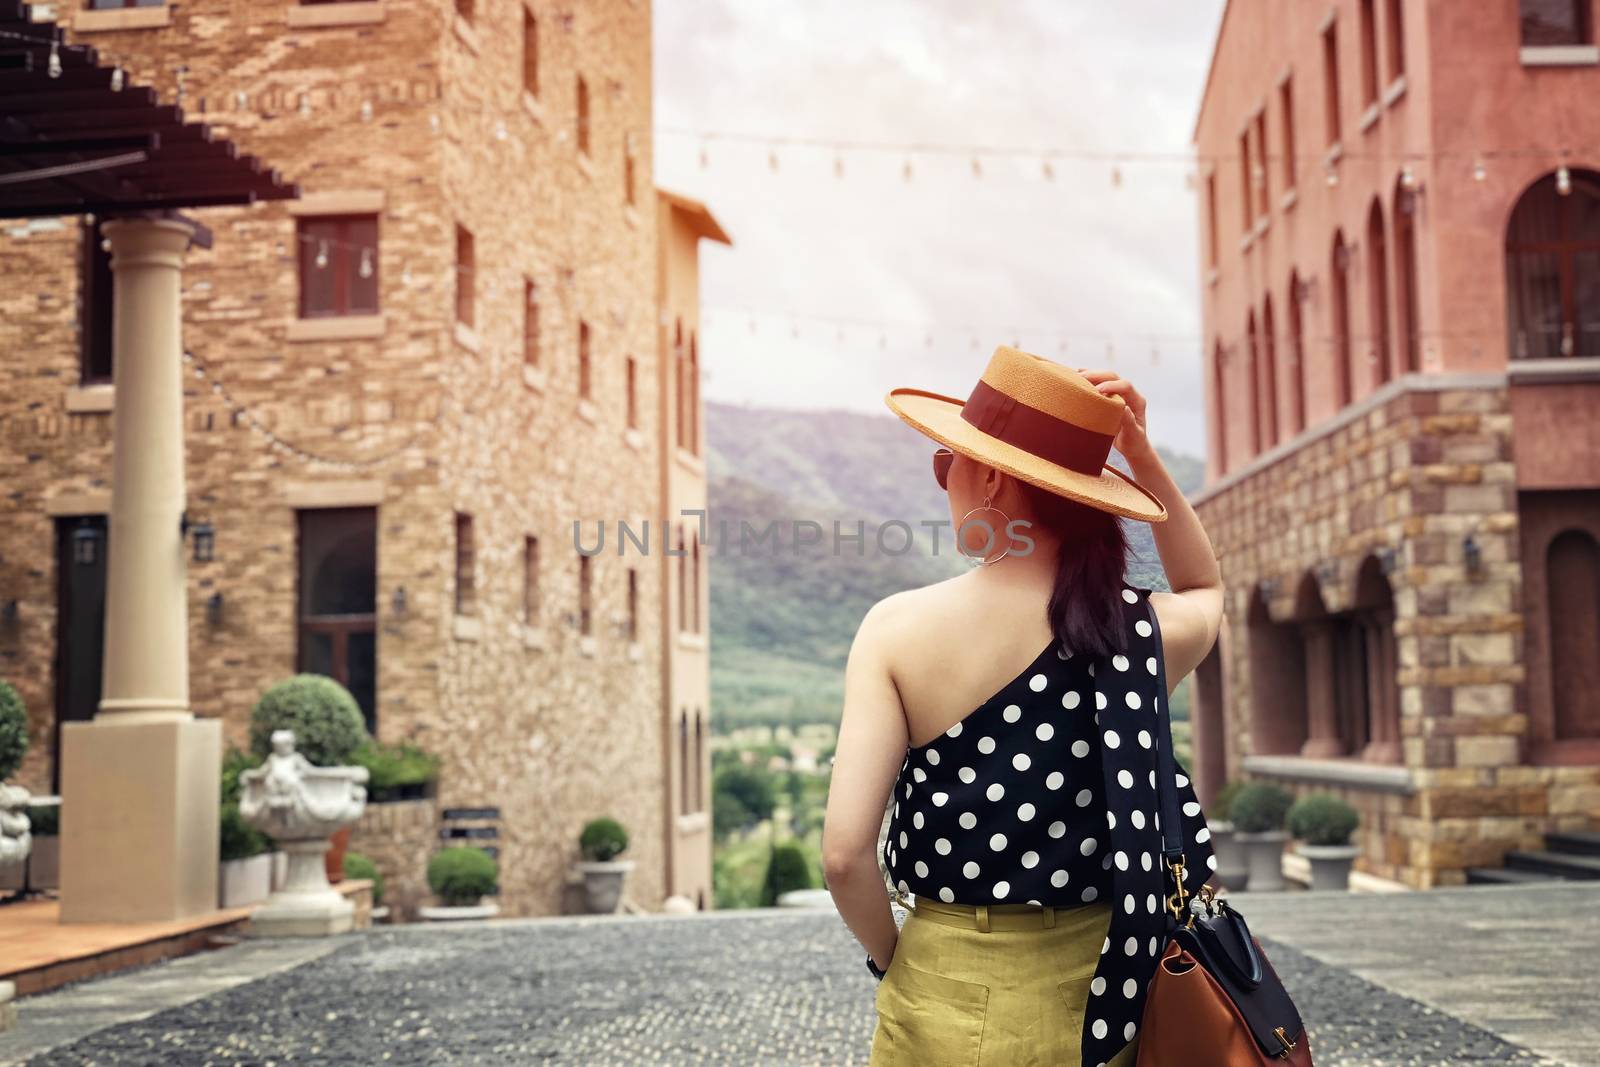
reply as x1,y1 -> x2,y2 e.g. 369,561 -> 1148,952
219,746 -> 271,861
0,680 -> 27,781
343,851 -> 385,907
1211,780 -> 1246,823
1287,793 -> 1360,846
579,816 -> 629,862
249,675 -> 369,767
351,739 -> 441,798
26,802 -> 59,836
714,765 -> 776,824
759,843 -> 813,906
1229,783 -> 1295,833
427,847 -> 497,906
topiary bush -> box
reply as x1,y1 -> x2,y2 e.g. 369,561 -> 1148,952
579,816 -> 629,862
427,846 -> 497,906
1229,782 -> 1295,833
1211,780 -> 1246,823
249,674 -> 369,767
1287,792 -> 1361,846
351,738 -> 441,800
759,842 -> 813,906
343,851 -> 385,907
0,680 -> 27,781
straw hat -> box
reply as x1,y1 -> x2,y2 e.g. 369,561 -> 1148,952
884,345 -> 1168,523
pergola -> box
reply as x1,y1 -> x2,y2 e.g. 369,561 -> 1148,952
2,0 -> 299,923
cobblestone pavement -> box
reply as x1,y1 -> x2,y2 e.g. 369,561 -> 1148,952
7,895 -> 1573,1067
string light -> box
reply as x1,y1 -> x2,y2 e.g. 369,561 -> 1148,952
1472,157 -> 1487,182
1557,164 -> 1572,196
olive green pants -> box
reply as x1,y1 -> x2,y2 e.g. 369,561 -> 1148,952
869,896 -> 1140,1067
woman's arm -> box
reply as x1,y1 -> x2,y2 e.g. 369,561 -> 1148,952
821,598 -> 912,971
1080,369 -> 1225,690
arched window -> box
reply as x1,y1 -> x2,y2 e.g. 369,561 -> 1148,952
1367,198 -> 1392,385
1331,230 -> 1354,405
1246,310 -> 1262,457
1211,339 -> 1229,475
1548,529 -> 1600,741
1287,271 -> 1308,435
1261,294 -> 1280,449
1506,168 -> 1600,359
1394,177 -> 1421,373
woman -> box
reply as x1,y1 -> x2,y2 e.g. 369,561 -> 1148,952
821,346 -> 1224,1067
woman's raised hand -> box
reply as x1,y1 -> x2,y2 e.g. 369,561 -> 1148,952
1076,368 -> 1154,461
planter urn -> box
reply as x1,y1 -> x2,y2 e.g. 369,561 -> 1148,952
1298,842 -> 1361,891
1206,819 -> 1250,890
1236,829 -> 1291,891
239,729 -> 369,937
0,784 -> 31,890
219,853 -> 274,908
576,859 -> 635,914
418,900 -> 501,922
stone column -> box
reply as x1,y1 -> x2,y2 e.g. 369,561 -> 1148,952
59,215 -> 221,923
1300,620 -> 1345,758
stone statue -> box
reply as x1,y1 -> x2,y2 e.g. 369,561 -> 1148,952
0,783 -> 30,869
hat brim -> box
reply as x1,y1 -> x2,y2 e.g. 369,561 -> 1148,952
885,388 -> 1168,523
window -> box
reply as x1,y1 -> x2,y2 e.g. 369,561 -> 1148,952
676,527 -> 688,632
576,75 -> 590,156
1547,528 -> 1600,741
1520,0 -> 1589,45
1205,172 -> 1219,268
1367,198 -> 1392,384
1246,310 -> 1262,456
524,280 -> 540,366
1287,271 -> 1307,435
1261,294 -> 1280,449
522,9 -> 538,96
297,214 -> 379,319
673,320 -> 687,449
691,535 -> 702,632
577,553 -> 593,636
296,507 -> 378,732
624,139 -> 636,207
678,712 -> 691,813
1506,168 -> 1600,358
1253,110 -> 1269,217
1332,231 -> 1354,405
688,332 -> 700,454
454,512 -> 475,615
1211,340 -> 1228,475
1359,0 -> 1379,107
1394,177 -> 1420,372
625,567 -> 638,642
1279,77 -> 1297,190
625,355 -> 638,428
1238,130 -> 1253,230
692,713 -> 705,813
578,320 -> 592,399
1385,0 -> 1405,80
80,218 -> 113,383
523,535 -> 540,626
455,224 -> 474,328
1323,21 -> 1342,147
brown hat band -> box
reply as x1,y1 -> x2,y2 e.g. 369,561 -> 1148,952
959,379 -> 1116,476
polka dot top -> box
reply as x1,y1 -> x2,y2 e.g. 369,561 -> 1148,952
882,642 -> 1114,907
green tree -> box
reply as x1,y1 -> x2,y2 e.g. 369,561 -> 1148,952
714,765 -> 776,824
759,842 -> 813,906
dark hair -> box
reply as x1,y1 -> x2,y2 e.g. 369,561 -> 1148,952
1014,480 -> 1131,660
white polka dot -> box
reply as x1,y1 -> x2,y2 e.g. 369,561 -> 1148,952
1184,801 -> 1202,816
1147,893 -> 1158,913
958,766 -> 976,784
913,767 -> 927,783
1095,691 -> 1108,711
1071,739 -> 1090,758
1051,868 -> 1069,887
1045,771 -> 1064,789
915,861 -> 929,877
959,811 -> 977,829
1002,703 -> 1022,723
1114,850 -> 1129,871
1035,722 -> 1054,741
1150,935 -> 1160,955
913,811 -> 925,829
1135,619 -> 1153,637
1101,853 -> 1113,870
1206,854 -> 1218,870
1012,752 -> 1031,771
946,722 -> 963,738
1080,836 -> 1097,855
1176,772 -> 1190,787
994,880 -> 1010,897
1117,769 -> 1134,789
1123,893 -> 1136,914
1124,936 -> 1139,956
1048,820 -> 1067,838
1103,729 -> 1121,749
898,832 -> 908,849
963,861 -> 980,878
1125,692 -> 1142,710
1081,885 -> 1098,902
977,736 -> 996,755
904,783 -> 912,798
1105,810 -> 1116,830
1075,788 -> 1093,807
1123,978 -> 1138,998
932,791 -> 949,807
1112,655 -> 1129,672
1131,810 -> 1145,829
986,782 -> 1005,802
1196,826 -> 1211,842
1149,770 -> 1157,789
1122,588 -> 1138,604
989,832 -> 1008,851
935,838 -> 952,855
1141,851 -> 1152,870
1146,656 -> 1157,675
1028,674 -> 1047,692
898,879 -> 909,894
1125,1021 -> 1138,1041
1017,802 -> 1036,821
1101,937 -> 1110,955
1063,690 -> 1081,710
926,749 -> 940,765
939,886 -> 955,902
1093,1017 -> 1109,1039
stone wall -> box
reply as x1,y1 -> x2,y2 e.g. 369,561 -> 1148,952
349,798 -> 437,920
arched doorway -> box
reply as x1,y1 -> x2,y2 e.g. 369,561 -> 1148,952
1548,529 -> 1600,741
1505,167 -> 1600,359
1351,555 -> 1403,763
1246,583 -> 1307,756
1294,571 -> 1345,758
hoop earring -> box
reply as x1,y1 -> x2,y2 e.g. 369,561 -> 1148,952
957,496 -> 1013,566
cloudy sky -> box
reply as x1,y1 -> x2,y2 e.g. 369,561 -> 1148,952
653,0 -> 1228,459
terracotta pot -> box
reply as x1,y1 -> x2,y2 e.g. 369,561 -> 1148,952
325,824 -> 352,884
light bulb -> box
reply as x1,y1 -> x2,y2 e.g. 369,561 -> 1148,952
1472,157 -> 1487,182
48,41 -> 61,78
1557,165 -> 1572,196
315,241 -> 329,270
359,248 -> 373,279
1325,164 -> 1339,188
110,67 -> 124,91
1400,164 -> 1417,191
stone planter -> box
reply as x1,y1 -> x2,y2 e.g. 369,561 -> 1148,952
418,900 -> 500,921
575,859 -> 634,914
1237,829 -> 1290,891
0,783 -> 32,879
239,730 -> 369,937
220,853 -> 274,908
270,850 -> 288,892
28,835 -> 60,892
1207,819 -> 1249,890
1299,842 -> 1360,891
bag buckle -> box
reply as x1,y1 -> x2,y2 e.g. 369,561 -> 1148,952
1164,855 -> 1191,925
1272,1025 -> 1297,1057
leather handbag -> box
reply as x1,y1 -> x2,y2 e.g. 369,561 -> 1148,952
1135,599 -> 1314,1067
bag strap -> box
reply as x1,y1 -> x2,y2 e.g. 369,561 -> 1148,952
1143,597 -> 1186,870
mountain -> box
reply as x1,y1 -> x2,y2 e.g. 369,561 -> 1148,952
705,401 -> 1206,730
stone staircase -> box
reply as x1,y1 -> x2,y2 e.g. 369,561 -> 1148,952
1466,830 -> 1600,885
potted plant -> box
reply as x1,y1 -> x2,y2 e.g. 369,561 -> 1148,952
1205,780 -> 1250,890
1287,792 -> 1362,891
0,681 -> 32,891
343,851 -> 388,922
575,816 -> 634,914
1230,782 -> 1294,891
249,674 -> 370,884
219,746 -> 274,908
352,738 -> 441,803
24,799 -> 59,893
419,846 -> 499,921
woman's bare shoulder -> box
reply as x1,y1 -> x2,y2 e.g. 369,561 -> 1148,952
852,572 -> 971,653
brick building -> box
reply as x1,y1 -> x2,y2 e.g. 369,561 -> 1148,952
1191,0 -> 1600,887
0,0 -> 726,916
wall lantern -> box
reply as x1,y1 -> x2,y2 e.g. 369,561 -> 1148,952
1462,533 -> 1483,574
180,513 -> 215,563
1,599 -> 17,625
391,585 -> 408,615
72,524 -> 102,566
206,592 -> 224,626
